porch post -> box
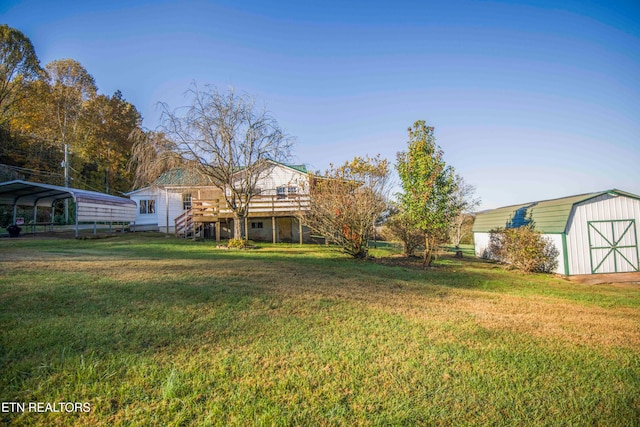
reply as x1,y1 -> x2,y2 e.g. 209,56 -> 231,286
272,216 -> 276,243
165,188 -> 169,234
216,221 -> 221,242
299,217 -> 303,244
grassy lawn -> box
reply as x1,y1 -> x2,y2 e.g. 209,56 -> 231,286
1,234 -> 639,426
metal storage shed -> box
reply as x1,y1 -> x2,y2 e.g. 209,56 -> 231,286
472,189 -> 640,275
0,180 -> 137,237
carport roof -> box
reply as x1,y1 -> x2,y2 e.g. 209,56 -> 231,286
0,180 -> 136,208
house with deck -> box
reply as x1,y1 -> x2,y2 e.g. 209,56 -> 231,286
126,160 -> 313,243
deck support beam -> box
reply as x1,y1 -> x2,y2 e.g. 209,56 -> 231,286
272,216 -> 276,244
299,217 -> 303,245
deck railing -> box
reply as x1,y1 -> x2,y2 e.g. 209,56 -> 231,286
175,194 -> 311,237
191,194 -> 310,220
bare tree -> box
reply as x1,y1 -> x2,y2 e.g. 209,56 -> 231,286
128,128 -> 185,189
302,155 -> 390,258
149,84 -> 293,239
449,174 -> 481,249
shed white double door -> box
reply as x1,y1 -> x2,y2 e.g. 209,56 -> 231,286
588,220 -> 639,274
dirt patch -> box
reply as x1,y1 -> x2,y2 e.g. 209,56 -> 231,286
567,272 -> 640,286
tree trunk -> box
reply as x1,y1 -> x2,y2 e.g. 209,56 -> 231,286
233,214 -> 242,240
423,233 -> 433,268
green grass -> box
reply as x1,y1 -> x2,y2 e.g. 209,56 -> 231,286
1,234 -> 639,426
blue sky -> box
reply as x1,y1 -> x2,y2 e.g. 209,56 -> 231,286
3,0 -> 639,208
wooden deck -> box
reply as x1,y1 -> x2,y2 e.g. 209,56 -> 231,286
174,194 -> 310,239
190,194 -> 310,222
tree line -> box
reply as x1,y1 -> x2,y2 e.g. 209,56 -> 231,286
0,24 -> 143,195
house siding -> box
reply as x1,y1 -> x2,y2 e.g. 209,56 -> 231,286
254,164 -> 307,195
128,187 -> 185,232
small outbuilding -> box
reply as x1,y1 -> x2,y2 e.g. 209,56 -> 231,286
472,189 -> 640,275
0,180 -> 137,237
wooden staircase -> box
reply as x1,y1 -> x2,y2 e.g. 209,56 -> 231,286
175,200 -> 221,238
174,208 -> 194,238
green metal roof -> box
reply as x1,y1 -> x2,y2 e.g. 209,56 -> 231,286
286,164 -> 308,173
154,168 -> 216,186
153,161 -> 307,187
472,189 -> 640,234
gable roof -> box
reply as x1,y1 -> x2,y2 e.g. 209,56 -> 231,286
154,168 -> 216,186
472,189 -> 640,234
143,160 -> 307,188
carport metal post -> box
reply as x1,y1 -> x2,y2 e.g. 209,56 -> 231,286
32,203 -> 37,235
74,195 -> 79,238
32,194 -> 49,234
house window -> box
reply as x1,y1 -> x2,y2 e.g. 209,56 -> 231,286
277,186 -> 297,198
183,193 -> 192,210
251,222 -> 263,229
139,199 -> 156,215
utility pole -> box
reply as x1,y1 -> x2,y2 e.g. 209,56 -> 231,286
63,143 -> 69,224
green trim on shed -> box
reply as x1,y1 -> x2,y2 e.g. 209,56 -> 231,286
472,189 -> 640,234
561,233 -> 569,276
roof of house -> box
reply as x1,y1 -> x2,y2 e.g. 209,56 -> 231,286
472,189 -> 640,234
143,160 -> 307,188
154,168 -> 216,186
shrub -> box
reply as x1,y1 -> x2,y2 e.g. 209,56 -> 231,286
488,226 -> 559,273
227,238 -> 250,249
384,212 -> 423,257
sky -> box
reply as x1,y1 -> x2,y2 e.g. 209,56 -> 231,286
3,0 -> 639,209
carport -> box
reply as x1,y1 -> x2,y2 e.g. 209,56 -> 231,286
0,180 -> 137,238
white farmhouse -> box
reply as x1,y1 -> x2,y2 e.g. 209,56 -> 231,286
472,190 -> 640,275
126,160 -> 312,243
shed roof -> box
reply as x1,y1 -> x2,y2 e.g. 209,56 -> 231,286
472,189 -> 640,234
